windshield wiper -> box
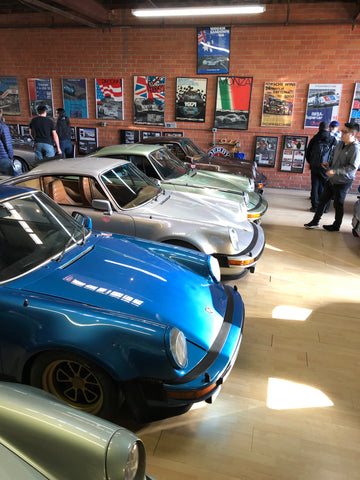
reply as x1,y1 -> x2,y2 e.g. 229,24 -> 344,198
55,225 -> 84,262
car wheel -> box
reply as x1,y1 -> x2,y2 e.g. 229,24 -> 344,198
13,157 -> 29,174
30,351 -> 120,419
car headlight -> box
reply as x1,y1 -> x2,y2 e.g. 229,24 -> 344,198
229,227 -> 239,250
168,328 -> 188,369
208,256 -> 221,283
242,192 -> 249,206
124,442 -> 140,480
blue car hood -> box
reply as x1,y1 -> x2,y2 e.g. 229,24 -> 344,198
11,234 -> 226,350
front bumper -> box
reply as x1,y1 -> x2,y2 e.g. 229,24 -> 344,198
126,285 -> 244,410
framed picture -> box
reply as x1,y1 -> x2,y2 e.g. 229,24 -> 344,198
134,75 -> 165,126
280,135 -> 308,173
20,124 -> 31,139
197,27 -> 230,74
70,126 -> 77,141
163,131 -> 183,137
304,83 -> 342,128
120,129 -> 141,144
175,78 -> 207,122
261,82 -> 296,128
0,77 -> 21,115
214,76 -> 253,130
254,136 -> 278,168
27,78 -> 54,117
141,131 -> 161,140
62,78 -> 88,118
349,83 -> 360,121
95,78 -> 123,120
77,127 -> 97,155
7,124 -> 20,138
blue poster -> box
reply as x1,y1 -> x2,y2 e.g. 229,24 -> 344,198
27,78 -> 54,116
0,76 -> 21,115
197,27 -> 230,74
62,78 -> 88,118
304,83 -> 342,129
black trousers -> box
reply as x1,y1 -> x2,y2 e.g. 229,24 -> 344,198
313,180 -> 352,228
310,168 -> 328,209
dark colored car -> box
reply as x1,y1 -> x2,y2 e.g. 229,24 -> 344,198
140,136 -> 267,192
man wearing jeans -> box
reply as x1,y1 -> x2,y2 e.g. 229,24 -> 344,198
304,122 -> 360,232
30,105 -> 61,161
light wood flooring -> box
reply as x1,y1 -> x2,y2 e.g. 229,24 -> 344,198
137,188 -> 360,480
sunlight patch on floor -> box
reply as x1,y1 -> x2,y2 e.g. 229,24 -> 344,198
272,305 -> 312,321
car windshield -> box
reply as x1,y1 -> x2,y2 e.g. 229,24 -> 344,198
100,163 -> 161,208
0,191 -> 89,282
180,139 -> 206,157
149,148 -> 187,180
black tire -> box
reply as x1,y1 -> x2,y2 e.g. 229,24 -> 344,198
30,351 -> 120,419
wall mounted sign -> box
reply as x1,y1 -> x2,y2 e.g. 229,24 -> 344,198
197,27 -> 230,74
0,77 -> 20,115
62,78 -> 88,118
95,78 -> 123,120
304,83 -> 342,128
175,77 -> 207,122
254,136 -> 278,168
280,135 -> 308,173
214,76 -> 253,130
261,82 -> 295,128
349,83 -> 360,121
27,78 -> 54,117
134,76 -> 165,126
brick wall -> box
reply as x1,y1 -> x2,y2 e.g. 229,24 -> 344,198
2,8 -> 360,192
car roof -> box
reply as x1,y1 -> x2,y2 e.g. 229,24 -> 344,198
27,156 -> 129,176
141,136 -> 190,143
96,143 -> 163,156
0,183 -> 35,200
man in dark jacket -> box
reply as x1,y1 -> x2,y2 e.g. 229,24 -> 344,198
305,122 -> 360,231
0,110 -> 15,176
305,121 -> 336,212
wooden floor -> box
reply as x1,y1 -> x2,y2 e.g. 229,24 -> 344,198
138,188 -> 360,480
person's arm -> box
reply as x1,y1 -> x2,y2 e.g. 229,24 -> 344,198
52,130 -> 62,154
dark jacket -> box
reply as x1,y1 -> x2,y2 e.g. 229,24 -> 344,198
0,121 -> 13,160
305,130 -> 336,175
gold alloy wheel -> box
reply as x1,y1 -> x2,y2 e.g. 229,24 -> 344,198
42,359 -> 104,415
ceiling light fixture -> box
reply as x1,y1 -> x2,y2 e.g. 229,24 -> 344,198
132,5 -> 266,18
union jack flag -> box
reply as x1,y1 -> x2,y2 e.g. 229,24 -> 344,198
96,79 -> 122,104
134,76 -> 165,104
198,30 -> 207,45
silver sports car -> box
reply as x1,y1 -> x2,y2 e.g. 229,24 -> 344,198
3,156 -> 265,277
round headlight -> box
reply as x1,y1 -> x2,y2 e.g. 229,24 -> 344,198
242,192 -> 250,206
208,256 -> 221,283
169,328 -> 187,369
229,227 -> 239,250
124,442 -> 140,480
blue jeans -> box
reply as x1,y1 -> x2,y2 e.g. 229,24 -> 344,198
0,157 -> 15,176
35,143 -> 55,161
60,139 -> 73,158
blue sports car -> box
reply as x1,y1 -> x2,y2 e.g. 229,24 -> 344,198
0,184 -> 244,420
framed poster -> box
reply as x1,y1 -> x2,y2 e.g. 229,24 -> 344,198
349,83 -> 360,121
120,129 -> 141,144
134,76 -> 165,126
280,135 -> 308,173
0,77 -> 21,115
20,125 -> 31,139
141,131 -> 161,139
163,131 -> 183,137
214,76 -> 253,130
304,84 -> 342,128
175,78 -> 207,122
77,127 -> 97,155
95,78 -> 123,120
62,78 -> 88,118
27,78 -> 54,116
70,126 -> 77,141
197,27 -> 230,74
254,136 -> 278,168
8,124 -> 20,138
261,82 -> 295,128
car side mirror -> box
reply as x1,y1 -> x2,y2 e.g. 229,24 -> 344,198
92,199 -> 113,215
71,211 -> 92,229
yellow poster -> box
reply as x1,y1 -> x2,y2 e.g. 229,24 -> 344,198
261,82 -> 296,127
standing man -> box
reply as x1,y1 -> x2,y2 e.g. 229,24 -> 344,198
305,121 -> 336,212
30,105 -> 61,161
304,122 -> 360,231
329,120 -> 342,144
0,110 -> 15,176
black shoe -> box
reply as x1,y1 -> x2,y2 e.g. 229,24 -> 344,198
304,220 -> 319,229
309,207 -> 316,212
323,224 -> 339,232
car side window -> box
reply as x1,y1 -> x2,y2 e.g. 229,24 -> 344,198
129,155 -> 158,179
12,177 -> 42,191
40,175 -> 105,207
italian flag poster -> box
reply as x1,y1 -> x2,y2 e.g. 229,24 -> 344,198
214,76 -> 253,130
